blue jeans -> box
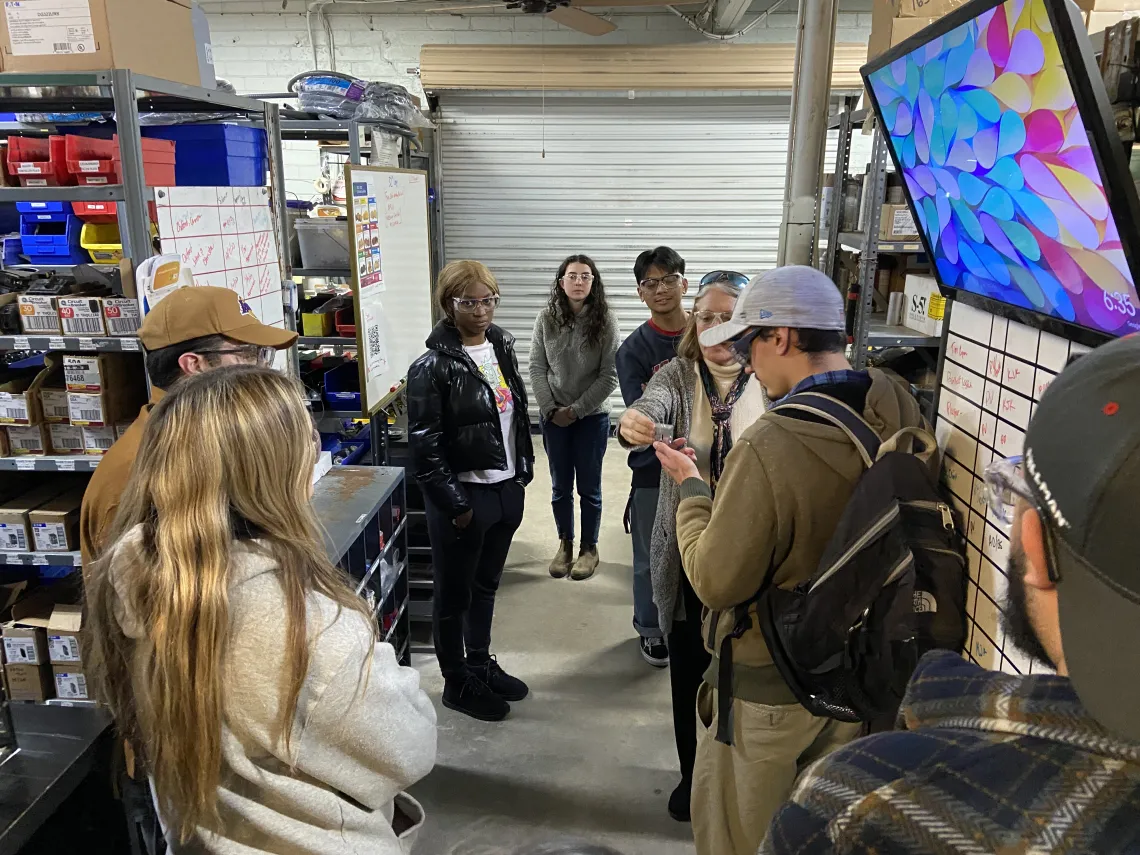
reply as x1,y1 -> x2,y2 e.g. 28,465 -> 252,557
630,486 -> 663,639
541,413 -> 609,546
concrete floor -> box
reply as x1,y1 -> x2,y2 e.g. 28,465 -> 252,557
409,439 -> 697,855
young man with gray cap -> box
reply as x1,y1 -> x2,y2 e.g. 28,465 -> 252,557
761,333 -> 1140,855
654,265 -> 927,855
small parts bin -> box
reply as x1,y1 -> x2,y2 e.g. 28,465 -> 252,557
143,125 -> 267,186
323,361 -> 362,410
64,135 -> 176,186
334,308 -> 356,337
7,136 -> 73,187
20,213 -> 85,264
295,217 -> 351,269
80,222 -> 124,263
16,201 -> 69,222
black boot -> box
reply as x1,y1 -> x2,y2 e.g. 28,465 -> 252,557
442,674 -> 510,722
470,654 -> 529,702
668,778 -> 692,822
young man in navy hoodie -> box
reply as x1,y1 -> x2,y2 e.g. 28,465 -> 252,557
616,246 -> 689,667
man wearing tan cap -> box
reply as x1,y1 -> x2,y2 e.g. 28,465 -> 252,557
79,286 -> 297,566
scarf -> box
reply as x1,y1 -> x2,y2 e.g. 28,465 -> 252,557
699,361 -> 749,492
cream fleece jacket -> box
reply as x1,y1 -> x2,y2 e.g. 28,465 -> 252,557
109,528 -> 438,854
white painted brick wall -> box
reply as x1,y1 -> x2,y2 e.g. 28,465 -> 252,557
201,2 -> 870,203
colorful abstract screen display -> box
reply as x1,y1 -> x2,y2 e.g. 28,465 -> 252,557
866,0 -> 1140,337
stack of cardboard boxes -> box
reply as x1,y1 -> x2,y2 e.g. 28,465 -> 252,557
0,476 -> 87,554
0,351 -> 143,459
2,596 -> 92,703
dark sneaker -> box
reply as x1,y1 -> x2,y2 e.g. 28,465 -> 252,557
640,636 -> 669,668
570,545 -> 599,581
471,655 -> 529,702
549,539 -> 574,579
668,779 -> 691,822
442,674 -> 510,722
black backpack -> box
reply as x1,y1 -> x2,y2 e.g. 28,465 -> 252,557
749,392 -> 968,725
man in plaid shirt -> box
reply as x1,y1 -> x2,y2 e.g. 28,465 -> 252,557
762,334 -> 1140,855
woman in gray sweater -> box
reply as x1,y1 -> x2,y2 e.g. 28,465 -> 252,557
529,254 -> 620,581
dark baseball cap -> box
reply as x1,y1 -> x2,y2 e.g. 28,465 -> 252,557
1023,333 -> 1140,741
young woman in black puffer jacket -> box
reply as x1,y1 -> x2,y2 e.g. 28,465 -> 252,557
407,260 -> 535,723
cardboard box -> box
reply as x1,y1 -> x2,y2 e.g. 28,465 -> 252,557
29,488 -> 84,552
102,297 -> 142,337
895,0 -> 967,17
68,386 -> 140,427
63,353 -> 142,394
58,297 -> 106,337
40,388 -> 71,424
52,665 -> 90,701
4,663 -> 52,702
47,605 -> 87,666
0,0 -> 202,88
890,16 -> 940,47
2,624 -> 47,665
879,204 -> 920,241
48,423 -> 85,455
0,366 -> 50,426
868,0 -> 901,62
82,425 -> 116,455
5,424 -> 49,457
903,274 -> 946,337
0,482 -> 71,550
114,420 -> 135,439
17,294 -> 60,335
1086,9 -> 1140,29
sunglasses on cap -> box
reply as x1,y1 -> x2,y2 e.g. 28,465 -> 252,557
700,270 -> 749,288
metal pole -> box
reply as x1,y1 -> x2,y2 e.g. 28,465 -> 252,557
777,0 -> 840,267
852,130 -> 887,369
111,69 -> 154,276
264,102 -> 300,380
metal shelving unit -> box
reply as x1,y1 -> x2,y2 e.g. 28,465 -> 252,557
819,107 -> 944,370
0,335 -> 141,353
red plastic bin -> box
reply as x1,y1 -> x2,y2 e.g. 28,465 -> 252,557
65,135 -> 176,186
71,200 -> 160,224
334,307 -> 356,337
6,136 -> 74,187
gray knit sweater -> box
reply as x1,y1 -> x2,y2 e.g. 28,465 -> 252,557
529,308 -> 620,419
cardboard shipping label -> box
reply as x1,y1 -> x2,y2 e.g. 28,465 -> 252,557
6,424 -> 47,455
0,393 -> 29,425
63,356 -> 103,392
18,295 -> 60,334
58,298 -> 105,336
41,389 -> 71,423
103,298 -> 142,337
49,423 -> 84,454
32,521 -> 69,552
49,634 -> 82,663
3,636 -> 38,664
0,522 -> 28,551
4,0 -> 96,57
82,425 -> 115,454
54,670 -> 88,700
68,393 -> 106,427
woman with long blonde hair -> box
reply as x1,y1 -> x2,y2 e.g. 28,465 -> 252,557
86,364 -> 437,853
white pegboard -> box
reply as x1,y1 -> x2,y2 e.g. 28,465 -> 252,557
936,300 -> 1090,676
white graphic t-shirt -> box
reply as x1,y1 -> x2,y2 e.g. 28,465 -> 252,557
459,340 -> 516,484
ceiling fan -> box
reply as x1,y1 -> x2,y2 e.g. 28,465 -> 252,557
425,0 -> 689,36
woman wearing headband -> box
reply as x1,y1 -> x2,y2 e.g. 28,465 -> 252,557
617,270 -> 768,822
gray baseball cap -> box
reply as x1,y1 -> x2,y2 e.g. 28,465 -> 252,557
699,265 -> 847,347
1023,333 -> 1140,741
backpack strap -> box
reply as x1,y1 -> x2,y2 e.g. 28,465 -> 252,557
771,392 -> 881,469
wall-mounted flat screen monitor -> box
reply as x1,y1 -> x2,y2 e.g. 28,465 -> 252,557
862,0 -> 1140,338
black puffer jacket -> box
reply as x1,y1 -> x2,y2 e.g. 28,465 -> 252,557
407,321 -> 535,518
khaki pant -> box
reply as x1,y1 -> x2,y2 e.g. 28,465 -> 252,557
691,682 -> 860,855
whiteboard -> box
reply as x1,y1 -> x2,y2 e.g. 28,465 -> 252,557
345,165 -> 434,414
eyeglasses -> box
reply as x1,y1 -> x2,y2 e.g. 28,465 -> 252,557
562,273 -> 594,284
638,273 -> 684,293
452,295 -> 500,314
982,455 -> 1033,525
694,310 -> 733,326
195,345 -> 275,367
728,328 -> 764,370
700,270 -> 749,289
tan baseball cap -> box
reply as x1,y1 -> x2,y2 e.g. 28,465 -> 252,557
138,286 -> 297,351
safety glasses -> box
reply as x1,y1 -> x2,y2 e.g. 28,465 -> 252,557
728,328 -> 764,370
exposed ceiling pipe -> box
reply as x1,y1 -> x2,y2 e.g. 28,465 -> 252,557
666,0 -> 791,41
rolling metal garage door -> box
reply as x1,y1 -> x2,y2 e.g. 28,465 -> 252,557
437,93 -> 818,413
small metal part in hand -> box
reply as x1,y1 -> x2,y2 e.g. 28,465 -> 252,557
654,423 -> 674,443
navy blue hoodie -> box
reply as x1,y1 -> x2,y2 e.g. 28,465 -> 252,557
616,319 -> 684,489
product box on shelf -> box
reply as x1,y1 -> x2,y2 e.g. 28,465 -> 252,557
63,353 -> 142,394
47,605 -> 87,667
40,387 -> 71,424
52,666 -> 90,700
903,274 -> 945,337
2,623 -> 47,666
58,298 -> 106,337
102,298 -> 141,337
114,420 -> 135,440
0,482 -> 71,550
5,424 -> 50,456
5,663 -> 52,702
878,204 -> 920,242
68,383 -> 142,428
48,423 -> 85,456
0,0 -> 204,88
28,488 -> 85,552
17,294 -> 60,335
82,426 -> 116,455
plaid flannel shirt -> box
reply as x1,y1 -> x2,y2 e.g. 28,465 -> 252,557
761,650 -> 1140,855
774,370 -> 872,406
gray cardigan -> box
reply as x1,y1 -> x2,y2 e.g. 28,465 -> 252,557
618,357 -> 769,634
529,308 -> 620,419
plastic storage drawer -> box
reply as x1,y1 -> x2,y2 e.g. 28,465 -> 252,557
323,361 -> 362,411
16,201 -> 69,222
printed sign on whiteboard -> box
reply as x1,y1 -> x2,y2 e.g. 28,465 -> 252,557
351,180 -> 385,293
361,303 -> 389,380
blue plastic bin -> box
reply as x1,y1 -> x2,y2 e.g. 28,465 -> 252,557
20,212 -> 86,264
323,361 -> 362,411
143,125 -> 267,186
17,201 -> 69,222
